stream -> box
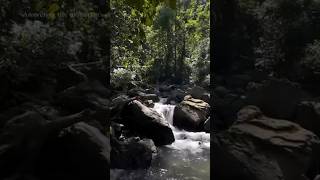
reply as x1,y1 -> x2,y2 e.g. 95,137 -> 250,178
111,99 -> 210,180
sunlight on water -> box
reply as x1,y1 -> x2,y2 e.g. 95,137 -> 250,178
111,100 -> 210,180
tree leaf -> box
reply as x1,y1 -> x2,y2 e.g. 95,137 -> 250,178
48,3 -> 60,14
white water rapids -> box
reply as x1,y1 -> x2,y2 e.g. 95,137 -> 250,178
111,99 -> 210,180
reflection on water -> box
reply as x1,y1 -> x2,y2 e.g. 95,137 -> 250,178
111,101 -> 210,180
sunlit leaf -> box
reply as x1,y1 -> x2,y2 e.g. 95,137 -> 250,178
48,3 -> 60,14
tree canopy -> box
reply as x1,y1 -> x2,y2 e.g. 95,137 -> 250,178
111,0 -> 210,89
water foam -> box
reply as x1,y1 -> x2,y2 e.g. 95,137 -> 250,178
152,102 -> 210,154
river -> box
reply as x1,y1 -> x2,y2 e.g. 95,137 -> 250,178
110,99 -> 210,180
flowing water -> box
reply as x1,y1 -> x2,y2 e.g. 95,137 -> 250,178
111,99 -> 210,180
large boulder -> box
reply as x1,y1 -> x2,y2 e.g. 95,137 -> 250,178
0,110 -> 93,180
213,106 -> 320,180
36,122 -> 110,180
246,78 -> 303,119
110,137 -> 155,169
121,100 -> 174,146
173,95 -> 210,131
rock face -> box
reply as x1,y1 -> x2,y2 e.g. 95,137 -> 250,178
213,106 -> 320,180
110,137 -> 155,169
173,95 -> 210,131
121,100 -> 174,146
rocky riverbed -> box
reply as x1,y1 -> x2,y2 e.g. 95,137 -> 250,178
111,100 -> 210,180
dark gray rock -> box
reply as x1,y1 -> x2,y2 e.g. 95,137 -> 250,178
110,137 -> 155,169
173,96 -> 210,131
121,100 -> 174,146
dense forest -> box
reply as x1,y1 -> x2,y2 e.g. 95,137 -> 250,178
110,0 -> 210,88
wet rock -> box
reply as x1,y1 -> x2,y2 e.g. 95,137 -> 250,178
173,96 -> 210,131
110,95 -> 136,124
213,106 -> 320,180
110,137 -> 155,169
121,100 -> 174,146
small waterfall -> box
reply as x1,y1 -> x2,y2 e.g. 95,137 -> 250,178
111,98 -> 210,180
152,100 -> 210,153
153,102 -> 175,125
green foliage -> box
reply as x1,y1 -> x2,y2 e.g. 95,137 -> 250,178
154,6 -> 175,30
190,38 -> 210,84
111,68 -> 136,90
111,0 -> 209,86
